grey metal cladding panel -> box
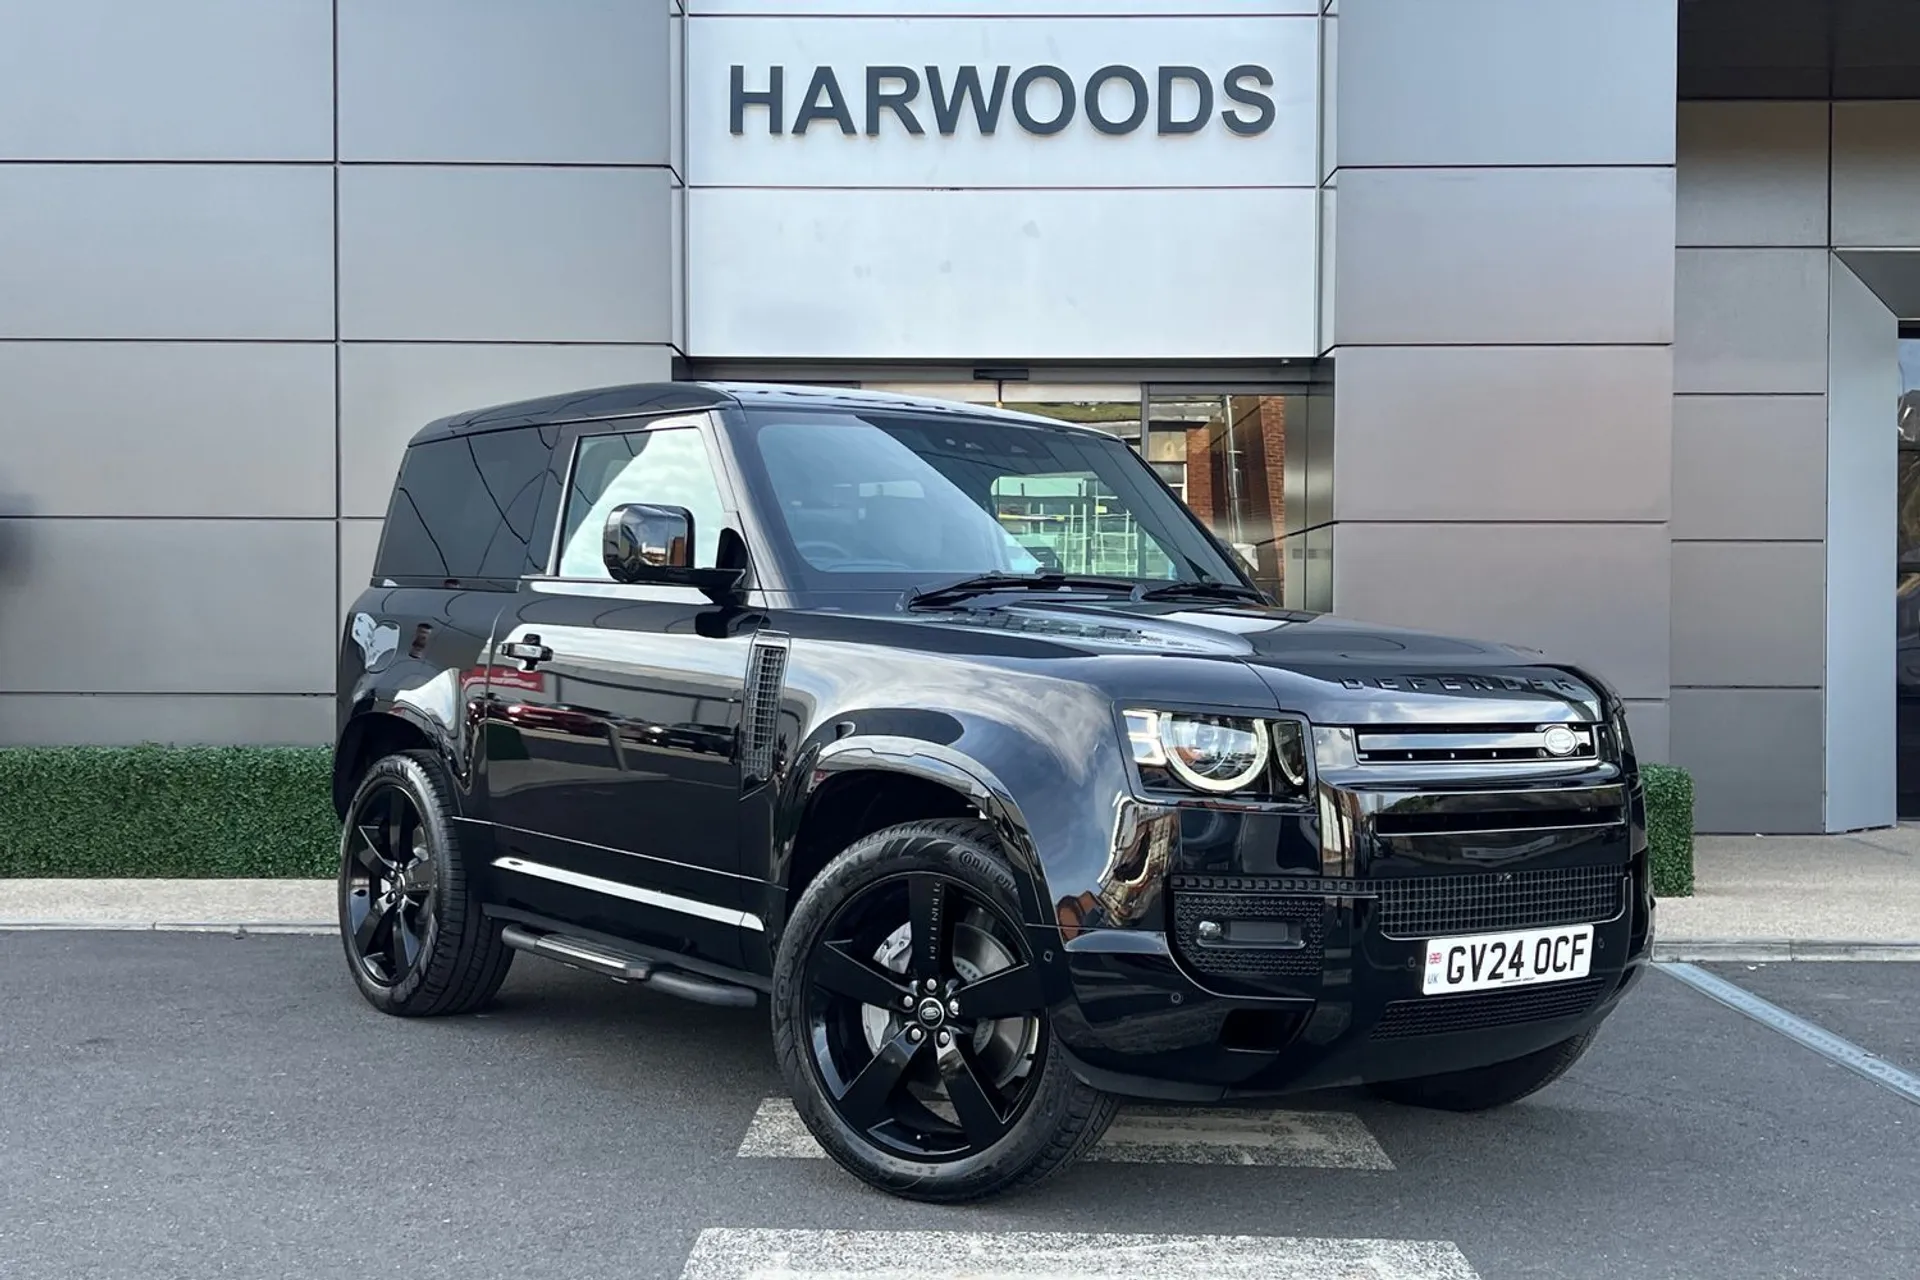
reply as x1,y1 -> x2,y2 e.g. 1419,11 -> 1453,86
338,343 -> 673,517
0,520 -> 336,694
1673,250 -> 1829,395
1676,103 -> 1830,249
1623,698 -> 1669,765
1832,102 -> 1920,249
338,167 -> 673,343
340,519 -> 385,624
1329,521 -> 1670,700
0,166 -> 334,340
0,0 -> 332,161
0,343 -> 335,518
1332,345 -> 1670,523
1669,688 -> 1824,834
1671,541 -> 1826,688
338,0 -> 671,164
1670,395 -> 1827,541
1336,0 -> 1676,167
0,695 -> 333,747
1330,167 -> 1676,346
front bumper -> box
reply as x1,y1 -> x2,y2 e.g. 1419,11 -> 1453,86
1040,755 -> 1656,1100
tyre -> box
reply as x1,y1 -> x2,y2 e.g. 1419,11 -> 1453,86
1366,1029 -> 1597,1112
772,818 -> 1117,1202
337,750 -> 513,1017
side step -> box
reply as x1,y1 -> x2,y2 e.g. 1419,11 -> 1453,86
499,924 -> 757,1008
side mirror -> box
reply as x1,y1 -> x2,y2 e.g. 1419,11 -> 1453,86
602,503 -> 745,603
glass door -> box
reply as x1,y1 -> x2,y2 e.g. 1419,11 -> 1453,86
1898,337 -> 1920,819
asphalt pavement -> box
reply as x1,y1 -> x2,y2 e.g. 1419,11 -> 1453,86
2,933 -> 1916,1280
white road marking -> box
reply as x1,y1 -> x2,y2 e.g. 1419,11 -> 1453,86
736,1097 -> 1393,1169
679,1229 -> 1481,1279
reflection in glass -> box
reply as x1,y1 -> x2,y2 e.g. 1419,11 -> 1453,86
1147,393 -> 1292,602
1899,339 -> 1920,818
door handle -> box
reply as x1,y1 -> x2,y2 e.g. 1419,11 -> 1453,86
501,636 -> 553,671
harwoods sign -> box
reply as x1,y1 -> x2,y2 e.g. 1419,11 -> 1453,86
728,63 -> 1277,138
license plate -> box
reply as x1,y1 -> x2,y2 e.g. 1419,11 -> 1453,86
1421,923 -> 1594,995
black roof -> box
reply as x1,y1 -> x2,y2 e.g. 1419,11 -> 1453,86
405,380 -> 1091,445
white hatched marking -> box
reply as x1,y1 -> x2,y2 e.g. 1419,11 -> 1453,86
679,1228 -> 1481,1279
736,1097 -> 1393,1169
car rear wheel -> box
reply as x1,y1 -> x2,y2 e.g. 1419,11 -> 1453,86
337,750 -> 513,1017
772,818 -> 1116,1202
1367,1028 -> 1597,1111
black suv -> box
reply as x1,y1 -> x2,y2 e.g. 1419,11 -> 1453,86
334,381 -> 1654,1202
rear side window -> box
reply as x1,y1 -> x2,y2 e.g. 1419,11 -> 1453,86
375,426 -> 558,583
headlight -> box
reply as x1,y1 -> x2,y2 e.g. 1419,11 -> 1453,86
1123,710 -> 1308,796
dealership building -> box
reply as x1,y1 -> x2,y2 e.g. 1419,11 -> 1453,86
1,0 -> 1915,835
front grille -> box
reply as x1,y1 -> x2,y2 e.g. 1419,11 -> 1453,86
1371,976 -> 1609,1039
1170,891 -> 1324,979
1354,724 -> 1600,767
1375,866 -> 1625,939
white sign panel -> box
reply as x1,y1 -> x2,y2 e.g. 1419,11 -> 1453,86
682,10 -> 1325,361
687,16 -> 1321,188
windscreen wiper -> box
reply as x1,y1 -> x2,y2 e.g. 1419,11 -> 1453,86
1131,578 -> 1269,604
901,571 -> 1141,610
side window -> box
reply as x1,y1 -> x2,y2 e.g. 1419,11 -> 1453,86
375,426 -> 557,582
555,427 -> 727,579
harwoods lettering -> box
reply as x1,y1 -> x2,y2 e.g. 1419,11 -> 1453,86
728,63 -> 1275,138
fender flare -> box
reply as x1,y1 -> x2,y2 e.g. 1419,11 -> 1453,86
795,734 -> 1051,927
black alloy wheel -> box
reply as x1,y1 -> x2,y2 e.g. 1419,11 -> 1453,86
773,818 -> 1117,1202
805,869 -> 1049,1161
336,750 -> 514,1017
342,781 -> 437,988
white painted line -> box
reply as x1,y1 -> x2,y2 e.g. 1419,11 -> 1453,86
737,1097 -> 1393,1169
680,1229 -> 1481,1280
0,921 -> 333,935
1658,961 -> 1920,1107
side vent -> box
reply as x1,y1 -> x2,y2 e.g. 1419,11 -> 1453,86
741,634 -> 790,787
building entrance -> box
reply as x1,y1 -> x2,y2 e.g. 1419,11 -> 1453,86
1899,334 -> 1920,818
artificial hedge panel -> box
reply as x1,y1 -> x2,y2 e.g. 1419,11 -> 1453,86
0,746 -> 339,878
0,745 -> 1702,894
1641,762 -> 1696,898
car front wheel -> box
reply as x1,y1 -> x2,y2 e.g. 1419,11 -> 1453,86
1367,1028 -> 1597,1111
772,818 -> 1116,1202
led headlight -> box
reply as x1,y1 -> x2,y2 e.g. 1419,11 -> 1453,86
1124,710 -> 1273,794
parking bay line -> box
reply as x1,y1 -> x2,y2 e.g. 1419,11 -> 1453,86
1658,961 -> 1920,1107
737,1097 -> 1394,1168
679,1229 -> 1481,1279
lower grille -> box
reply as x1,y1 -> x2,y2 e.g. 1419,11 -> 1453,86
1370,977 -> 1609,1040
1376,866 -> 1625,939
1170,891 -> 1324,979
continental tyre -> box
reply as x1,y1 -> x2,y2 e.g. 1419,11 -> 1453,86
337,750 -> 513,1017
772,818 -> 1117,1202
1367,1029 -> 1597,1112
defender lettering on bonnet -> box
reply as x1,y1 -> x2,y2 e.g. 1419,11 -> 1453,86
728,63 -> 1277,138
1340,673 -> 1585,694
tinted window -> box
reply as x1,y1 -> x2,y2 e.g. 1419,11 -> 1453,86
556,427 -> 727,579
375,426 -> 556,583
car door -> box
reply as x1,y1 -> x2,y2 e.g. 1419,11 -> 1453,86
481,413 -> 761,967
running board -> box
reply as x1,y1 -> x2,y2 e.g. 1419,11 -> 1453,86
499,924 -> 757,1008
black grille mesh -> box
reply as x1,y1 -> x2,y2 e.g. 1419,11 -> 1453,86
1170,891 -> 1324,978
1371,977 -> 1609,1039
1375,866 -> 1624,938
741,641 -> 787,784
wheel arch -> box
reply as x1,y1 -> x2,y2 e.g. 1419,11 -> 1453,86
771,737 -> 1050,947
332,709 -> 439,819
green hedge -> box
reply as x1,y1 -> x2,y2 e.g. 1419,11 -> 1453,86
0,746 -> 339,878
1642,762 -> 1695,898
1,745 -> 1701,893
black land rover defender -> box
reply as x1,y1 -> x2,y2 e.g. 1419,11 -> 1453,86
334,381 -> 1653,1202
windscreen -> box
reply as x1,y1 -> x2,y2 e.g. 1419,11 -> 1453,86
735,407 -> 1244,592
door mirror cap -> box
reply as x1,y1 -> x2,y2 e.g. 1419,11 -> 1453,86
602,503 -> 745,603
